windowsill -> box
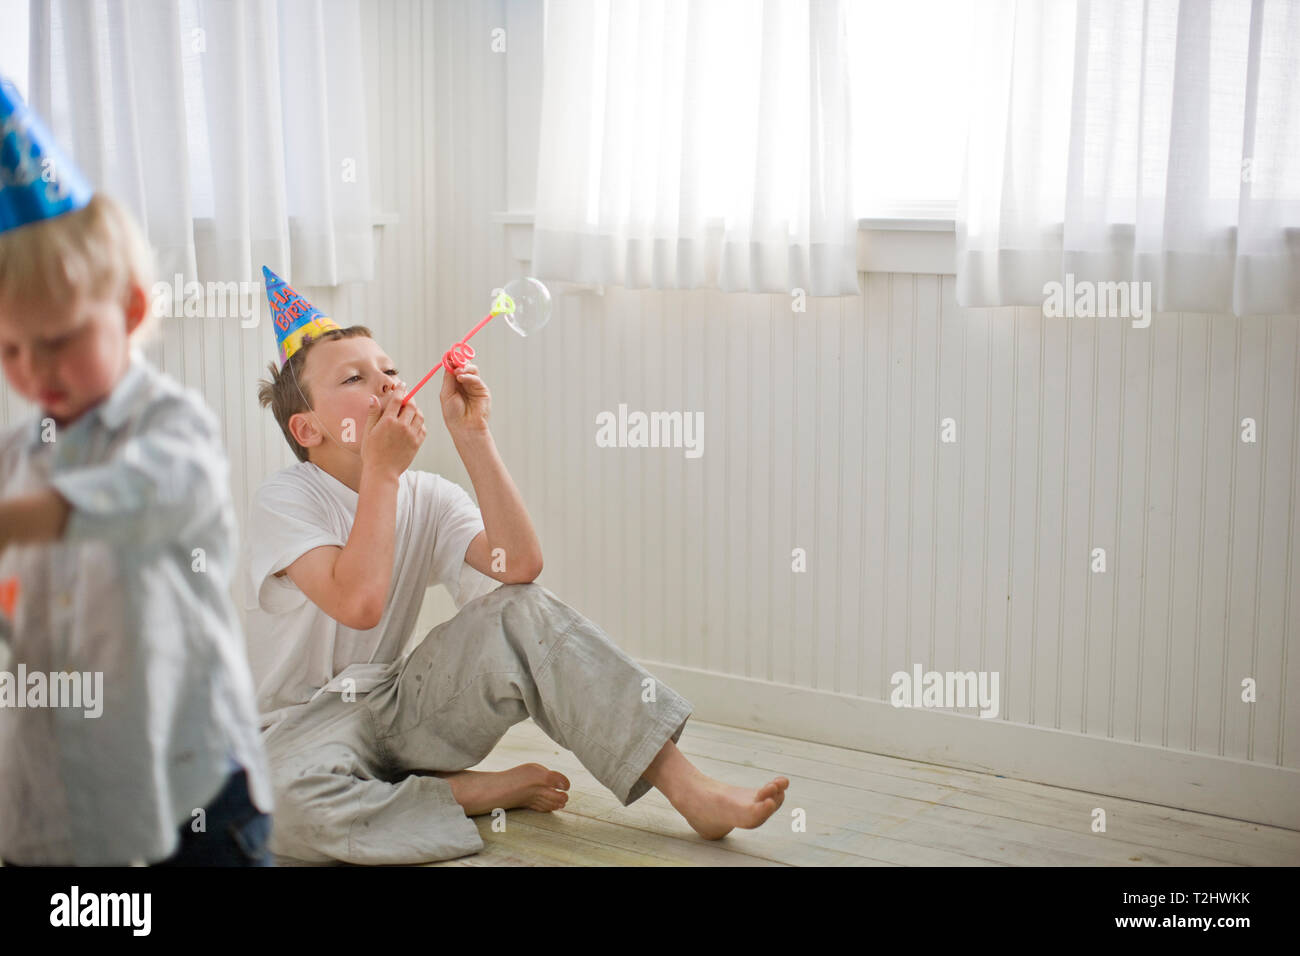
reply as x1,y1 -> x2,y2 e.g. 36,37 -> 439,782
855,219 -> 955,274
489,211 -> 957,278
858,216 -> 955,232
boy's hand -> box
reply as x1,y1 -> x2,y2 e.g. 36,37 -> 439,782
359,390 -> 426,478
440,361 -> 491,435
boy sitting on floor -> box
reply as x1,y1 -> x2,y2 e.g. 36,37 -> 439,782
241,269 -> 788,864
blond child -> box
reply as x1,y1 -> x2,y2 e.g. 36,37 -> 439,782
0,78 -> 273,866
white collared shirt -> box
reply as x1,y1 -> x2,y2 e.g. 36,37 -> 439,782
0,349 -> 273,865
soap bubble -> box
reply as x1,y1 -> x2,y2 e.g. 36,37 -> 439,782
495,277 -> 552,337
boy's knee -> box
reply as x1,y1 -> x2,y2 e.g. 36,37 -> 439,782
491,581 -> 550,611
487,582 -> 583,648
501,581 -> 545,596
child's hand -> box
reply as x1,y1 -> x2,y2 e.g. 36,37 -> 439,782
359,390 -> 426,478
440,361 -> 491,435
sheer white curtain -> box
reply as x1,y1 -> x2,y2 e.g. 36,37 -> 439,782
26,0 -> 373,289
957,0 -> 1300,317
533,0 -> 859,296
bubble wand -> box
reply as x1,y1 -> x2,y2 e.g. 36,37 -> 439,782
401,277 -> 552,408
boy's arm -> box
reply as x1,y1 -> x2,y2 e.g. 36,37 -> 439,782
456,432 -> 542,584
274,470 -> 398,630
0,489 -> 69,552
0,399 -> 225,554
441,361 -> 543,584
279,391 -> 425,630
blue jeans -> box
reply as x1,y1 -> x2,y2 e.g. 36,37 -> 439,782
3,767 -> 273,867
154,768 -> 274,867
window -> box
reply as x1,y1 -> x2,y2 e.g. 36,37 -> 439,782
847,0 -> 976,220
0,0 -> 29,97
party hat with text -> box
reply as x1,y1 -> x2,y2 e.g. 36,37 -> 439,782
263,265 -> 342,366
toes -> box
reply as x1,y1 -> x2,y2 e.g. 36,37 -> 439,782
530,791 -> 568,812
546,771 -> 570,791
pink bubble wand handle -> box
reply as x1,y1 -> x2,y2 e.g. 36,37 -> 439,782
400,311 -> 496,407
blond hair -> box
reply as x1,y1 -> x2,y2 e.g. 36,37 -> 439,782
257,326 -> 374,463
0,193 -> 158,343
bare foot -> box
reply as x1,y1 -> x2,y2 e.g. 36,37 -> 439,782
434,763 -> 571,816
669,773 -> 791,840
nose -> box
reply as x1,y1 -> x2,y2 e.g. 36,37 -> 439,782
25,346 -> 53,382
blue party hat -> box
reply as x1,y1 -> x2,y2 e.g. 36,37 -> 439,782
0,75 -> 93,235
263,265 -> 341,366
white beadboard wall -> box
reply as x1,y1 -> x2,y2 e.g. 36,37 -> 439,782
1,0 -> 1296,828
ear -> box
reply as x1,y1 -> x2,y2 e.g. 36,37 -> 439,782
123,282 -> 149,334
287,410 -> 324,451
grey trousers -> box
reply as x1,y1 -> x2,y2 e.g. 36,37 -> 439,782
262,582 -> 694,865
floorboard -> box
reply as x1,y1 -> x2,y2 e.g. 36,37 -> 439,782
411,718 -> 1300,867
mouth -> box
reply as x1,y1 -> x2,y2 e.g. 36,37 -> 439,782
39,389 -> 69,406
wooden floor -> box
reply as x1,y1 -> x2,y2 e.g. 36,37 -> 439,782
423,718 -> 1300,867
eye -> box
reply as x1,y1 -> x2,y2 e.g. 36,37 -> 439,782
342,374 -> 362,384
385,368 -> 399,377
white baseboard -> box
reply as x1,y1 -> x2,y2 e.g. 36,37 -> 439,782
641,660 -> 1300,832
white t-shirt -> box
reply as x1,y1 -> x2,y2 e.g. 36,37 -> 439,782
239,461 -> 500,724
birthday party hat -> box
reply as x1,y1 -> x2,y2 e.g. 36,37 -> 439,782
263,265 -> 341,366
0,75 -> 93,235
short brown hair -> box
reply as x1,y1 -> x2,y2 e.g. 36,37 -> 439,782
257,325 -> 374,463
0,192 -> 158,342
